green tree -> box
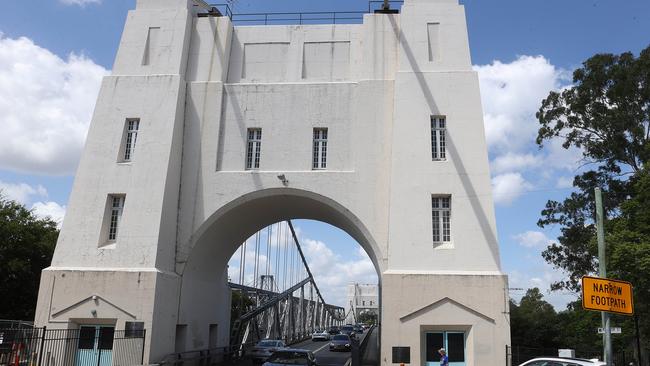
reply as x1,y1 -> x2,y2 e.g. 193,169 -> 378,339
510,288 -> 560,349
536,45 -> 650,292
535,45 -> 650,357
0,194 -> 58,320
357,311 -> 378,325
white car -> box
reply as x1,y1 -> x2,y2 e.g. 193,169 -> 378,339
311,330 -> 329,341
518,357 -> 606,366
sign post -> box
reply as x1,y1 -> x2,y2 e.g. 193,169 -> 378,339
594,187 -> 612,366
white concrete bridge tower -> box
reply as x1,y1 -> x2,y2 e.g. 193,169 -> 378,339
35,0 -> 510,364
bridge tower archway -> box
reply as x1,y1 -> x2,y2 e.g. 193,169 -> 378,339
175,188 -> 384,352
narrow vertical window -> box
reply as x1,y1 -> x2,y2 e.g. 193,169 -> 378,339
123,119 -> 140,162
108,195 -> 125,242
246,128 -> 262,170
431,116 -> 446,160
432,196 -> 451,243
312,128 -> 328,169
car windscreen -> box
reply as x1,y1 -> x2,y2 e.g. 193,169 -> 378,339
258,340 -> 280,347
332,335 -> 349,341
266,351 -> 310,365
340,326 -> 353,331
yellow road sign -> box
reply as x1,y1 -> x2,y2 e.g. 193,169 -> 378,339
582,276 -> 634,315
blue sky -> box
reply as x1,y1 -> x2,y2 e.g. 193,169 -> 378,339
0,0 -> 648,309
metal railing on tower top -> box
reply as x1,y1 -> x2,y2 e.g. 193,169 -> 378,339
198,1 -> 405,25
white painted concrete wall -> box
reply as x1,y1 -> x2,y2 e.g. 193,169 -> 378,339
36,0 -> 510,364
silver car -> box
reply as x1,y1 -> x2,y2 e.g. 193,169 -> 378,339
311,329 -> 329,341
262,349 -> 317,366
249,339 -> 286,363
518,357 -> 606,366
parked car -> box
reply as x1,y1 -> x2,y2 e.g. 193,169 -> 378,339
311,330 -> 329,341
353,325 -> 363,334
327,326 -> 340,335
329,334 -> 352,352
249,339 -> 287,363
518,357 -> 606,366
262,349 -> 317,366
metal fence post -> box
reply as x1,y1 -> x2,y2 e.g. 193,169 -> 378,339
141,329 -> 147,365
37,327 -> 46,366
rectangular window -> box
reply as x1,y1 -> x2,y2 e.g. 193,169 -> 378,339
108,195 -> 125,242
312,128 -> 328,169
246,128 -> 262,170
432,196 -> 451,243
123,119 -> 140,162
431,116 -> 446,160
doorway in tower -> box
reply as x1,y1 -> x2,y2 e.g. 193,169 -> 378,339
423,330 -> 466,366
75,325 -> 115,366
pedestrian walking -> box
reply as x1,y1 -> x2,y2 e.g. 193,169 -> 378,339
439,348 -> 449,366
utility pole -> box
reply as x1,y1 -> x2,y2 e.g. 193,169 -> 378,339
595,187 -> 613,366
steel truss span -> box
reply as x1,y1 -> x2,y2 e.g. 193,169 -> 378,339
229,220 -> 346,352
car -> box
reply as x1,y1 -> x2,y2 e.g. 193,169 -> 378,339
262,349 -> 318,366
353,325 -> 363,334
329,334 -> 352,352
311,330 -> 329,341
249,339 -> 287,363
518,357 -> 606,366
339,325 -> 356,339
327,326 -> 340,335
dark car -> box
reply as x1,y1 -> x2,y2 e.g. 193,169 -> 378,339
249,339 -> 287,363
353,325 -> 363,334
262,349 -> 317,366
327,326 -> 340,335
329,334 -> 351,352
339,325 -> 355,339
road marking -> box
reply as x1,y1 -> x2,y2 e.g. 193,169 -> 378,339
344,358 -> 351,366
314,342 -> 331,353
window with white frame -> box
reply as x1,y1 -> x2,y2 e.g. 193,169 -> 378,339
246,128 -> 262,170
312,128 -> 328,169
107,195 -> 125,242
431,116 -> 446,160
432,196 -> 451,243
122,119 -> 140,162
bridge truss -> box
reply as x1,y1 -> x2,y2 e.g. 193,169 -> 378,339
229,220 -> 346,349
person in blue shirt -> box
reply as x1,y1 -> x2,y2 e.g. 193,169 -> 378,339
438,348 -> 449,366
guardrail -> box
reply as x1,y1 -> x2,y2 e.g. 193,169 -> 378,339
199,1 -> 404,25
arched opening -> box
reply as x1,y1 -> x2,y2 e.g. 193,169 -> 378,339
175,188 -> 382,354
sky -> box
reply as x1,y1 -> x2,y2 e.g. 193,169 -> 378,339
0,0 -> 648,310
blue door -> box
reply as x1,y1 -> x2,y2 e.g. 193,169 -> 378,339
75,326 -> 114,366
424,331 -> 466,366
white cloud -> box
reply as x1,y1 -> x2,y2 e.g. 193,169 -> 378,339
476,55 -> 568,154
556,176 -> 574,189
31,201 -> 66,228
59,0 -> 102,6
490,152 -> 542,175
491,173 -> 533,205
475,56 -> 582,204
302,238 -> 377,307
513,230 -> 553,248
0,35 -> 108,175
0,180 -> 47,204
507,265 -> 578,311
